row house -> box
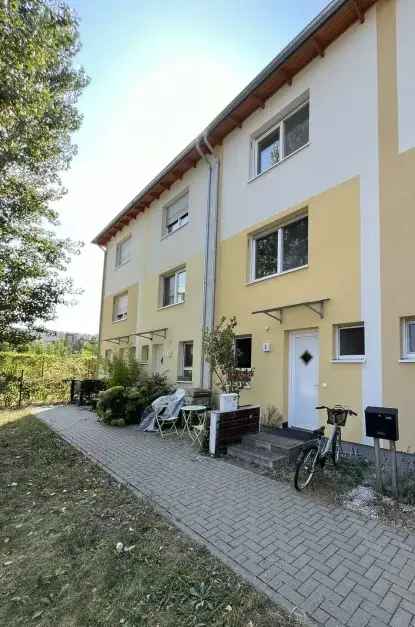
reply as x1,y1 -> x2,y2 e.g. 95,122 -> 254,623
94,0 -> 415,452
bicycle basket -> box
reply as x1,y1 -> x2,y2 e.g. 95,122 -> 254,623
327,407 -> 348,427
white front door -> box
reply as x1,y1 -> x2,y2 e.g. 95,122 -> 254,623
288,330 -> 320,430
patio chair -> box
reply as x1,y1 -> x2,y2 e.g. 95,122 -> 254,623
154,388 -> 186,438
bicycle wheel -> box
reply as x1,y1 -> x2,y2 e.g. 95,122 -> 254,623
332,429 -> 341,466
294,446 -> 319,491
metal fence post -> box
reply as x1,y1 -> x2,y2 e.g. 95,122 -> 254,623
390,440 -> 399,500
373,437 -> 382,494
18,369 -> 24,408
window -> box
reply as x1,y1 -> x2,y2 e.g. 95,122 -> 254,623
162,268 -> 186,307
336,324 -> 365,360
255,101 -> 309,176
178,341 -> 193,381
252,215 -> 308,281
128,346 -> 136,361
112,292 -> 128,322
235,336 -> 252,369
401,317 -> 415,360
104,349 -> 113,362
141,345 -> 149,362
115,237 -> 132,267
163,192 -> 189,235
119,347 -> 126,361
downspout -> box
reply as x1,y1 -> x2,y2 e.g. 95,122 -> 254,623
196,133 -> 220,390
97,246 -> 107,359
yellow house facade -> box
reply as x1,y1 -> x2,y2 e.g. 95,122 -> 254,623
94,0 -> 415,452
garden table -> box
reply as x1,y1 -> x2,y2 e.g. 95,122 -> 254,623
180,405 -> 207,440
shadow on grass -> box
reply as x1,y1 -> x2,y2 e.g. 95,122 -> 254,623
0,415 -> 299,627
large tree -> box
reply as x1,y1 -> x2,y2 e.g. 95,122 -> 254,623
0,0 -> 88,346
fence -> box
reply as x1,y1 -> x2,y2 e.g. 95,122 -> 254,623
0,352 -> 98,408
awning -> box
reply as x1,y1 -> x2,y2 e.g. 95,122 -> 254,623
102,335 -> 132,345
131,328 -> 167,341
102,328 -> 167,344
252,298 -> 330,323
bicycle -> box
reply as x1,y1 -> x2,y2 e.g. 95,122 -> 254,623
294,405 -> 357,491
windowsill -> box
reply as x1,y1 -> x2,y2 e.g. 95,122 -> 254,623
161,222 -> 189,241
112,318 -> 128,324
247,264 -> 308,286
331,358 -> 366,364
158,301 -> 185,311
399,358 -> 415,363
176,379 -> 193,384
248,142 -> 310,184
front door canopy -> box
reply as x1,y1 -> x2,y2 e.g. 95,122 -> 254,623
132,328 -> 167,341
252,298 -> 330,324
103,328 -> 168,344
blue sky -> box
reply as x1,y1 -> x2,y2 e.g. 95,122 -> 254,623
52,0 -> 328,334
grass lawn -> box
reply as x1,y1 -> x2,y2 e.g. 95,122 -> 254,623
0,410 -> 296,626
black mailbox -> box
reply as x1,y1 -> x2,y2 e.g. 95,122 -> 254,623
365,406 -> 399,441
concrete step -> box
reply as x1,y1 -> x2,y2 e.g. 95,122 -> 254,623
227,443 -> 288,469
242,431 -> 307,462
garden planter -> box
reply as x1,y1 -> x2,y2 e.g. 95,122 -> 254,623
219,393 -> 238,412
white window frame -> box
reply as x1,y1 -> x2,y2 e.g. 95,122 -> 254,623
178,341 -> 193,381
163,191 -> 189,237
253,100 -> 310,177
401,317 -> 415,360
161,267 -> 186,308
112,291 -> 128,322
141,345 -> 149,363
335,324 -> 366,362
250,213 -> 308,282
115,236 -> 132,268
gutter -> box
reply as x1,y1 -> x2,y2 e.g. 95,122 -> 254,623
196,134 -> 220,389
97,246 -> 107,356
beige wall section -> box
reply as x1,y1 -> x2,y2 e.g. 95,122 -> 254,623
100,283 -> 139,356
377,0 -> 415,452
135,252 -> 205,386
216,178 -> 365,444
98,156 -> 209,389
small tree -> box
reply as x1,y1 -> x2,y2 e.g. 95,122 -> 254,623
202,316 -> 254,394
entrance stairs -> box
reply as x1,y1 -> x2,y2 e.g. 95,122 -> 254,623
226,427 -> 318,470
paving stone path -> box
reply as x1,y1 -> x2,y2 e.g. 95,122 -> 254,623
39,406 -> 415,627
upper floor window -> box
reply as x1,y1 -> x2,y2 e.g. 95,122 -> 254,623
251,215 -> 308,281
255,101 -> 309,176
401,317 -> 415,360
112,291 -> 128,322
163,192 -> 189,236
162,268 -> 186,307
336,324 -> 365,361
115,236 -> 132,268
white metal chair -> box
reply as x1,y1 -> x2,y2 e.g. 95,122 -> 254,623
154,388 -> 186,438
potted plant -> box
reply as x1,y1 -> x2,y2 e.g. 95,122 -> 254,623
202,316 -> 254,410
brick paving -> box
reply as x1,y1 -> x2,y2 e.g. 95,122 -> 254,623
39,406 -> 415,627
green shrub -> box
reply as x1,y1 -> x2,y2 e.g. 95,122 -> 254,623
96,386 -> 126,425
106,356 -> 141,388
96,374 -> 173,426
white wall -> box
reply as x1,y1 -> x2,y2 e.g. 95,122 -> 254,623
396,0 -> 415,154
